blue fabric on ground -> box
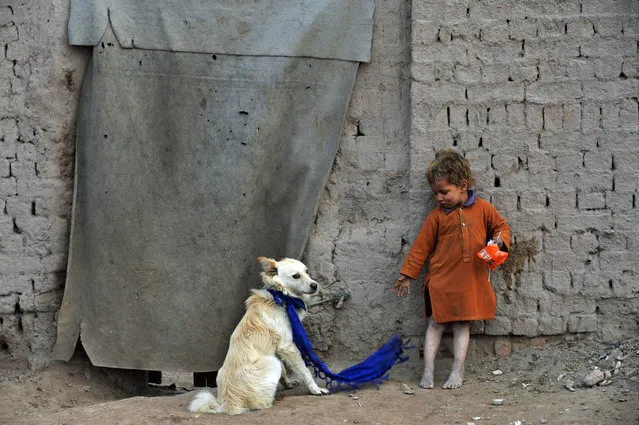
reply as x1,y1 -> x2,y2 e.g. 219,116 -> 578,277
267,289 -> 411,392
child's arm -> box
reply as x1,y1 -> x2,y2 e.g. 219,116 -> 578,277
399,212 -> 439,279
487,206 -> 511,252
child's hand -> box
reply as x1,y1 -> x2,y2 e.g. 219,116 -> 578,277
392,275 -> 411,297
492,237 -> 504,249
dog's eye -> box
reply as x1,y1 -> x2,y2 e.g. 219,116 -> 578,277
292,273 -> 300,279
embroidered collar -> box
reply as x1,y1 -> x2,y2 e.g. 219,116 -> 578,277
443,190 -> 476,215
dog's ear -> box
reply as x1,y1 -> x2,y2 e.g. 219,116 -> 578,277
257,257 -> 278,274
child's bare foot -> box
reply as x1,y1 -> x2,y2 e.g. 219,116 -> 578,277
419,369 -> 434,389
442,362 -> 464,389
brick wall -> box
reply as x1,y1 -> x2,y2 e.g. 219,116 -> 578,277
408,0 -> 638,340
0,0 -> 637,369
0,1 -> 88,369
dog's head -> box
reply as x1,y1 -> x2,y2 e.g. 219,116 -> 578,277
257,257 -> 318,301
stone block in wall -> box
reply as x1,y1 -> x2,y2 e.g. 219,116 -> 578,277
612,171 -> 638,192
511,316 -> 538,337
526,81 -> 582,104
0,294 -> 18,314
32,273 -> 64,294
480,21 -> 509,43
509,62 -> 539,83
543,270 -> 574,295
13,216 -> 51,242
20,312 -> 57,370
454,63 -> 482,84
484,316 -> 512,335
566,18 -> 595,38
536,17 -> 568,39
605,190 -> 635,212
0,275 -> 31,296
570,231 -> 599,255
490,190 -> 518,213
15,143 -> 38,162
583,150 -> 613,171
412,43 -> 467,63
555,210 -> 613,233
505,103 -> 525,128
0,118 -> 18,143
412,1 -> 469,22
622,58 -> 639,78
411,62 -> 453,84
411,19 -> 440,45
41,253 -> 67,274
582,272 -> 615,298
568,314 -> 597,333
566,58 -> 596,80
543,104 -> 563,130
0,254 -> 41,274
598,131 -> 636,151
508,17 -> 538,41
0,158 -> 9,177
508,211 -> 555,233
558,170 -> 613,193
0,177 -> 17,196
473,41 -> 524,66
467,83 -> 525,103
513,272 -> 544,298
491,153 -> 520,175
456,133 -> 483,151
546,191 -> 576,213
582,80 -> 639,102
581,38 -> 636,58
18,291 -> 63,313
562,102 -> 581,130
578,191 -> 606,210
412,82 -> 467,105
599,250 -> 637,274
411,105 -> 448,129
580,102 -> 602,130
0,24 -> 18,45
518,191 -> 547,212
538,316 -> 566,335
487,104 -> 508,127
5,197 -> 32,217
593,58 -> 624,80
602,100 -> 639,130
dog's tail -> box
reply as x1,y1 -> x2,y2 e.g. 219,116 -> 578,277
188,390 -> 221,413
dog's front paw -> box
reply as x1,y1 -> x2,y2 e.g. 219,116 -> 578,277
284,378 -> 300,389
309,385 -> 329,395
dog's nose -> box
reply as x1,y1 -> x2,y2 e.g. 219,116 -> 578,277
310,282 -> 318,292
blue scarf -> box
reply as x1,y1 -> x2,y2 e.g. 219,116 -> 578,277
267,289 -> 411,392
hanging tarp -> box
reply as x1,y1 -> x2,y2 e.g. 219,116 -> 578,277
53,0 -> 374,372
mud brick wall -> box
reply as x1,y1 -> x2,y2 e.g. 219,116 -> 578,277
404,0 -> 639,342
0,2 -> 88,369
1,0 -> 637,369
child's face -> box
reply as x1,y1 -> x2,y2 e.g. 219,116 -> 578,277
430,178 -> 469,209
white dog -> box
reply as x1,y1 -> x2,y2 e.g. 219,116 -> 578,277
188,257 -> 329,415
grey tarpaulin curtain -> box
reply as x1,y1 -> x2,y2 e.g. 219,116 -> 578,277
53,0 -> 374,372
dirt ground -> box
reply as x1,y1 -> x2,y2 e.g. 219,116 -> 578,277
1,334 -> 637,425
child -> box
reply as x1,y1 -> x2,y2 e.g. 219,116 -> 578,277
392,149 -> 510,389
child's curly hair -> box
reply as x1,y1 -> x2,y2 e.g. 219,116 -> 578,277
426,149 -> 476,187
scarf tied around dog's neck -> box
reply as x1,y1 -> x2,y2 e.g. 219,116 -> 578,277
267,289 -> 411,392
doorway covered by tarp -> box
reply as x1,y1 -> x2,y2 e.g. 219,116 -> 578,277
53,0 -> 374,372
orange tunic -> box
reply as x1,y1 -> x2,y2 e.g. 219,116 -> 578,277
400,196 -> 510,323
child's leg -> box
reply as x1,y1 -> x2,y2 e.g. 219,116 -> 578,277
419,317 -> 445,389
442,321 -> 470,389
